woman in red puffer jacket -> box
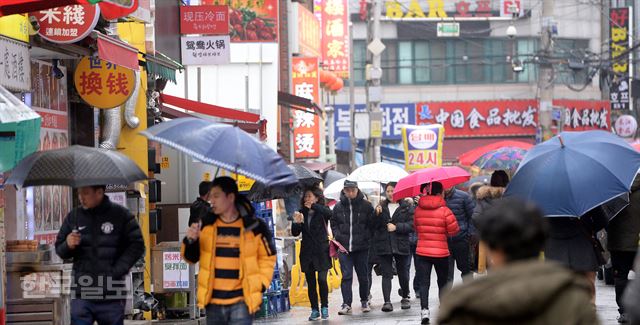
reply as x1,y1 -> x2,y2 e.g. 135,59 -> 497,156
413,181 -> 459,325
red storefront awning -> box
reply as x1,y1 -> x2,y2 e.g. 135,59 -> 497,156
96,33 -> 139,71
160,94 -> 261,123
160,104 -> 266,137
0,0 -> 88,16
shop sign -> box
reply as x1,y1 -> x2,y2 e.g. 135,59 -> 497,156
500,0 -> 524,17
201,0 -> 278,42
614,114 -> 637,138
609,7 -> 631,110
99,0 -> 139,20
163,252 -> 189,289
385,0 -> 498,19
73,56 -> 136,109
298,4 -> 321,57
0,14 -> 30,43
291,57 -> 320,159
0,36 -> 31,92
180,5 -> 229,35
402,124 -> 444,172
180,35 -> 230,65
31,4 -> 100,44
334,103 -> 416,140
320,0 -> 349,78
553,100 -> 610,132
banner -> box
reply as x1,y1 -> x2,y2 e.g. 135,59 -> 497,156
320,0 -> 349,78
291,57 -> 320,159
298,4 -> 321,57
334,103 -> 416,140
402,124 -> 444,172
609,7 -> 631,110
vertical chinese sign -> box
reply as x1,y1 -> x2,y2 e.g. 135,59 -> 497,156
291,57 -> 320,159
609,7 -> 631,110
31,60 -> 70,244
320,0 -> 350,78
402,125 -> 444,172
298,4 -> 321,57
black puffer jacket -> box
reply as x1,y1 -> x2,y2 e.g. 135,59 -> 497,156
55,196 -> 145,300
445,189 -> 476,241
291,203 -> 332,273
372,198 -> 414,256
331,190 -> 374,253
608,176 -> 640,252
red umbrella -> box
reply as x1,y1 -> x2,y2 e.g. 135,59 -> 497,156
458,140 -> 533,166
632,143 -> 640,151
393,166 -> 470,201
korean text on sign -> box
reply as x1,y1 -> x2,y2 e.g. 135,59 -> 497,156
402,124 -> 444,172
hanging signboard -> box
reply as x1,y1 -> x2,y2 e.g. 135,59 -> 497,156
297,4 -> 321,57
31,4 -> 101,44
180,35 -> 230,65
0,36 -> 31,92
609,7 -> 632,110
73,56 -> 136,109
320,0 -> 350,78
201,0 -> 278,42
180,5 -> 229,35
385,0 -> 517,20
291,57 -> 320,159
402,124 -> 444,172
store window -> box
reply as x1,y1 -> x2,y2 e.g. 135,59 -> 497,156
398,41 -> 413,84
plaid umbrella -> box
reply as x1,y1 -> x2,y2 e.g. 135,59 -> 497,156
472,147 -> 527,173
6,145 -> 146,188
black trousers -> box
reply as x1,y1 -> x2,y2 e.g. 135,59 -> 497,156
374,254 -> 411,303
611,250 -> 637,314
305,270 -> 329,310
410,244 -> 420,294
447,238 -> 472,284
416,255 -> 449,310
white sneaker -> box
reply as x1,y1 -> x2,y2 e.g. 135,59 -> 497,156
338,304 -> 352,315
421,309 -> 430,324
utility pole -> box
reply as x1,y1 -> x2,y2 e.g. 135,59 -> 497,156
538,0 -> 554,142
366,0 -> 383,162
348,22 -> 357,171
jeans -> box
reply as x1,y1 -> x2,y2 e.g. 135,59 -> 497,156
305,270 -> 329,310
447,238 -> 472,284
71,299 -> 125,325
416,255 -> 449,310
338,250 -> 370,306
377,254 -> 411,302
611,250 -> 637,314
206,302 -> 252,325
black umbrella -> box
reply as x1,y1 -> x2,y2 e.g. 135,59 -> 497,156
323,170 -> 346,187
289,164 -> 322,187
6,145 -> 147,188
245,182 -> 301,203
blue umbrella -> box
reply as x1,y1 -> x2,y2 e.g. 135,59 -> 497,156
505,130 -> 640,218
141,117 -> 297,187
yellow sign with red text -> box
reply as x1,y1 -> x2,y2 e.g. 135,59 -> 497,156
402,124 -> 444,172
73,56 -> 136,109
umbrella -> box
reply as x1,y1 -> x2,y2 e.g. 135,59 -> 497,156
457,174 -> 491,191
393,166 -> 471,201
472,147 -> 527,173
323,170 -> 346,187
347,162 -> 408,184
458,140 -> 533,166
5,145 -> 146,188
324,177 -> 381,201
289,164 -> 322,187
245,181 -> 301,202
140,117 -> 296,187
505,130 -> 640,217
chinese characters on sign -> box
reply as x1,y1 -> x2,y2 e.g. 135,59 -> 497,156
0,36 -> 31,92
180,35 -> 230,65
402,124 -> 444,172
321,0 -> 350,78
291,57 -> 320,159
180,5 -> 229,35
30,4 -> 100,44
614,115 -> 638,138
73,56 -> 136,109
163,252 -> 189,289
333,103 -> 416,140
609,7 -> 631,110
298,4 -> 321,57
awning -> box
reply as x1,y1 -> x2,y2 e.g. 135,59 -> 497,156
0,0 -> 88,16
278,91 -> 322,115
144,52 -> 183,83
96,32 -> 139,71
160,94 -> 261,123
160,104 -> 265,136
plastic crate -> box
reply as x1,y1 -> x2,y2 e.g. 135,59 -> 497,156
278,290 -> 290,313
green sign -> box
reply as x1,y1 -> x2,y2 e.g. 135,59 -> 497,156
437,22 -> 460,37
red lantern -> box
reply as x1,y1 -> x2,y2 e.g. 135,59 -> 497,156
330,78 -> 344,92
319,70 -> 331,84
324,72 -> 338,89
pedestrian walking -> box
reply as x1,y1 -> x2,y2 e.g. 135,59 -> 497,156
444,187 -> 476,284
623,249 -> 640,325
438,199 -> 598,325
472,170 -> 508,273
331,180 -> 375,315
607,176 -> 640,323
544,207 -> 609,304
414,181 -> 459,324
189,181 -> 212,227
55,185 -> 145,325
371,182 -> 414,312
182,177 -> 277,324
291,187 -> 333,321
